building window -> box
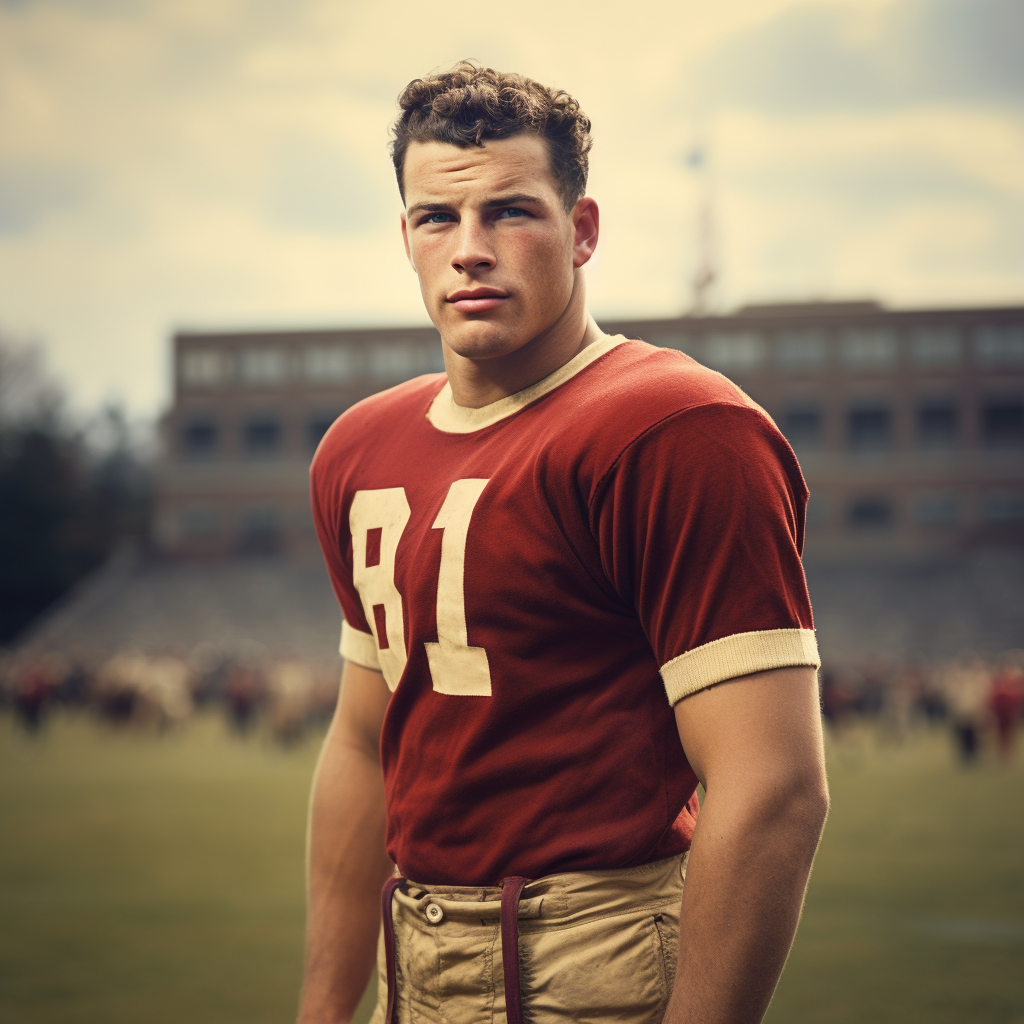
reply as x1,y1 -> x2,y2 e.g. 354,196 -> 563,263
840,328 -> 898,370
847,496 -> 894,530
180,349 -> 229,386
909,327 -> 962,368
367,341 -> 444,380
701,332 -> 765,372
776,330 -> 827,371
982,492 -> 1024,524
982,399 -> 1024,447
243,413 -> 282,455
237,507 -> 282,554
304,345 -> 360,383
916,401 -> 959,447
914,494 -> 958,526
180,415 -> 219,457
307,411 -> 339,451
975,324 -> 1024,368
239,347 -> 288,385
847,403 -> 892,450
781,403 -> 822,446
179,507 -> 221,539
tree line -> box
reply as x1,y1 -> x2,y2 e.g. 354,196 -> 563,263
0,336 -> 151,644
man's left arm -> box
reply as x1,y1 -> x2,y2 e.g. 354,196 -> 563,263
664,664 -> 829,1024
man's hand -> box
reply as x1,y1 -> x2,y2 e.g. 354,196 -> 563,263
665,665 -> 828,1024
297,661 -> 394,1024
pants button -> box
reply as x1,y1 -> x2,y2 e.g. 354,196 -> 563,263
425,903 -> 444,924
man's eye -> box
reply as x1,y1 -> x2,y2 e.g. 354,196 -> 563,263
422,212 -> 454,225
497,207 -> 528,219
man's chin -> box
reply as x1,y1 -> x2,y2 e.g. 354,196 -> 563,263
441,320 -> 529,362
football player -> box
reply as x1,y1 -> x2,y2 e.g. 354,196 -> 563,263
299,62 -> 828,1024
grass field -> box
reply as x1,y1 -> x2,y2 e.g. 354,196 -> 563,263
2,712 -> 1022,1024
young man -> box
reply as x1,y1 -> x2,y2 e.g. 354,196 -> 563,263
300,62 -> 828,1024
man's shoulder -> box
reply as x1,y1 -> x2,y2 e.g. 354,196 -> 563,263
310,372 -> 445,479
570,336 -> 771,448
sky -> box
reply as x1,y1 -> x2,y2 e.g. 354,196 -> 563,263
1,0 -> 1022,417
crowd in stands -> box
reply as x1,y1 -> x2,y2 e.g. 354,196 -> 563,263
4,646 -> 1023,763
0,645 -> 339,746
820,650 -> 1024,762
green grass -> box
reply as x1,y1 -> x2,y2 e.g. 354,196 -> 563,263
766,727 -> 1024,1024
1,714 -> 1022,1023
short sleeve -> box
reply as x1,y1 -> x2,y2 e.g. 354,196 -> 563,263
592,402 -> 819,704
309,458 -> 382,672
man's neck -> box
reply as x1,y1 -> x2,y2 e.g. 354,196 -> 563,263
441,282 -> 605,410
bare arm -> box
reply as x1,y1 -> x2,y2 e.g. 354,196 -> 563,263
297,661 -> 394,1024
664,665 -> 829,1024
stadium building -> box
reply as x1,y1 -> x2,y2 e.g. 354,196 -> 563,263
19,301 -> 1024,666
157,300 -> 1024,559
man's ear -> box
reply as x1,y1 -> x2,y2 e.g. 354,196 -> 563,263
571,197 -> 599,269
401,213 -> 416,271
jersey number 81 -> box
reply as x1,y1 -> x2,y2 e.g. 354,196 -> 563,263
350,480 -> 492,697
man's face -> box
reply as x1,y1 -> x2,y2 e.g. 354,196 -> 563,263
401,135 -> 591,362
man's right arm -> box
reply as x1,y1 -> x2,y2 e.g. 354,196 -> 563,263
297,660 -> 394,1024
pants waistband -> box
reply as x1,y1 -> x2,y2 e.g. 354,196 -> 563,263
393,853 -> 686,927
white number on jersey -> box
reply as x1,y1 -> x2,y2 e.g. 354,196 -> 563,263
349,480 -> 492,696
350,488 -> 411,691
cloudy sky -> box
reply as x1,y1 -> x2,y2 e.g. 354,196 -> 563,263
1,0 -> 1022,416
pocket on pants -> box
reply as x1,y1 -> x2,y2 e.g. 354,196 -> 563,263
652,912 -> 678,996
522,912 -> 670,1023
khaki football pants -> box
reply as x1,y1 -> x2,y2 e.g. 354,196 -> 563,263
369,853 -> 686,1024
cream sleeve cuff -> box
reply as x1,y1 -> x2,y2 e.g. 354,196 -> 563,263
660,628 -> 820,705
340,620 -> 382,671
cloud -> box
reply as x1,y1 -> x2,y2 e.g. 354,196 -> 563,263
268,134 -> 394,235
712,107 -> 1024,306
0,161 -> 86,234
689,0 -> 1024,112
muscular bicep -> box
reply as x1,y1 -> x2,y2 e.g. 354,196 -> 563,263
674,665 -> 826,799
329,660 -> 391,761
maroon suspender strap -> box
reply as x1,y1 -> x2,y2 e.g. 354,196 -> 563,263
382,873 -> 532,1024
381,876 -> 403,1024
500,876 -> 532,1024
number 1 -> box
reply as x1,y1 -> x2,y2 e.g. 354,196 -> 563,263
424,479 -> 491,696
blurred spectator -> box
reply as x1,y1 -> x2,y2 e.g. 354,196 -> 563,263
990,651 -> 1024,762
942,655 -> 992,764
881,662 -> 923,743
143,655 -> 194,728
11,654 -> 58,733
224,662 -> 265,735
820,667 -> 857,732
267,656 -> 315,746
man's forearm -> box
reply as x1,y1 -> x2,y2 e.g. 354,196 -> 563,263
298,727 -> 393,1024
662,779 -> 828,1024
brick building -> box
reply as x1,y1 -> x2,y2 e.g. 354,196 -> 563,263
156,301 -> 1024,560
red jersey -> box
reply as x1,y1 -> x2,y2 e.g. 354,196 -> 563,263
310,336 -> 818,885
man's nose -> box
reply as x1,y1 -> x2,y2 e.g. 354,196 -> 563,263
451,218 -> 495,274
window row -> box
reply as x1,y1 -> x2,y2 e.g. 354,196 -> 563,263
778,397 -> 1024,450
178,505 -> 301,554
179,340 -> 444,388
179,411 -> 339,457
176,490 -> 1024,548
647,323 -> 1024,373
810,491 -> 1024,531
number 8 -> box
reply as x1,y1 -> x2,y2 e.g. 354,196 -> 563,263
349,480 -> 492,696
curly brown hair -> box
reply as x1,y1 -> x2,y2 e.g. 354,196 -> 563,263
391,61 -> 592,211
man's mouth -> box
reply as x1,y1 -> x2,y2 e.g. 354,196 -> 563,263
446,288 -> 509,314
